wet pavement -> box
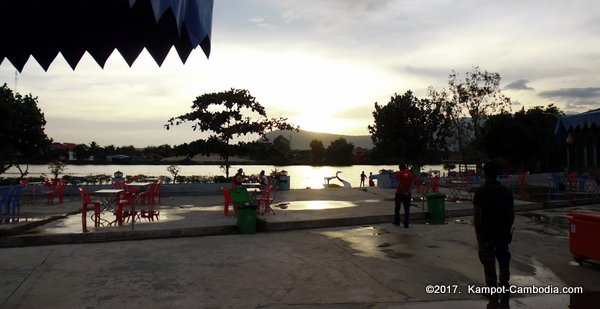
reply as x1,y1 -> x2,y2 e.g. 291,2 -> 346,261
1,186 -> 599,308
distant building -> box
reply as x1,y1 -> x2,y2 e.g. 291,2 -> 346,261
49,142 -> 76,161
555,109 -> 600,170
106,154 -> 132,163
353,147 -> 369,163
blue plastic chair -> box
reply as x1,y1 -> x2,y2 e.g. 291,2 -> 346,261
551,174 -> 565,191
7,185 -> 24,215
389,173 -> 397,188
0,187 -> 11,216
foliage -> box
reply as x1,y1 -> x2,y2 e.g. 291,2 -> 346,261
47,160 -> 66,179
325,138 -> 354,165
0,83 -> 51,174
482,105 -> 564,172
269,168 -> 288,178
368,90 -> 451,164
309,139 -> 325,165
429,66 -> 511,164
167,164 -> 181,183
83,174 -> 112,185
166,88 -> 298,178
272,135 -> 291,162
73,144 -> 90,161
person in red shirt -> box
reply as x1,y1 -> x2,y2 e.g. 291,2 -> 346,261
394,163 -> 416,228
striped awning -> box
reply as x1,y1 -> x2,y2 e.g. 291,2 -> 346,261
0,0 -> 213,72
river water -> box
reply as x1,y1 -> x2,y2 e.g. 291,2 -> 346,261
3,164 -> 447,190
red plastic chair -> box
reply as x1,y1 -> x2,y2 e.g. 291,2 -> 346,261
139,181 -> 162,205
416,177 -> 424,193
567,171 -> 579,192
45,180 -> 65,205
138,183 -> 155,205
117,191 -> 137,226
518,171 -> 529,188
221,186 -> 236,216
429,176 -> 440,192
256,185 -> 275,214
78,188 -> 101,232
113,180 -> 127,192
154,181 -> 162,204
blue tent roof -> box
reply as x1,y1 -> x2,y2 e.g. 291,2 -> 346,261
0,0 -> 213,71
556,109 -> 600,133
555,109 -> 600,146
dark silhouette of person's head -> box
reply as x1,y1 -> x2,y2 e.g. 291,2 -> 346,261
484,161 -> 499,180
399,163 -> 408,170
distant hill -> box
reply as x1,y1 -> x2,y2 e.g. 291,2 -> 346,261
264,130 -> 374,150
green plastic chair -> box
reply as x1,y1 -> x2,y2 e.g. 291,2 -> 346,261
229,187 -> 251,204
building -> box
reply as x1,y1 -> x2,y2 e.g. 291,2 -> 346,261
106,154 -> 132,164
49,143 -> 76,161
352,147 -> 369,163
555,109 -> 600,170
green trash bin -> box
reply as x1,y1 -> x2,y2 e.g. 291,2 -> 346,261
236,203 -> 257,234
426,192 -> 446,224
278,175 -> 290,191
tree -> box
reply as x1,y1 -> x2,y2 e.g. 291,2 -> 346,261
0,84 -> 51,175
309,139 -> 325,165
166,88 -> 297,178
325,138 -> 354,165
368,90 -> 451,164
429,66 -> 511,166
73,144 -> 90,161
483,105 -> 563,171
88,141 -> 101,160
167,164 -> 180,183
272,135 -> 291,162
47,160 -> 66,179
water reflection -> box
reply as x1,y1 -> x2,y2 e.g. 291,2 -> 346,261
274,200 -> 356,210
4,164 -> 448,189
38,208 -> 173,234
0,216 -> 44,224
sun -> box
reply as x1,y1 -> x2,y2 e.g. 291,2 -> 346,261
291,113 -> 365,135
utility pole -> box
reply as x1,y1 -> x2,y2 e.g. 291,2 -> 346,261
14,70 -> 18,93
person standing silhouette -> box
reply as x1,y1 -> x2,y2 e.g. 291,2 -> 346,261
360,171 -> 367,187
393,163 -> 415,228
473,161 -> 515,292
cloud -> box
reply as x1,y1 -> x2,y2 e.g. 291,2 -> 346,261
538,87 -> 600,113
504,79 -> 535,91
539,87 -> 600,99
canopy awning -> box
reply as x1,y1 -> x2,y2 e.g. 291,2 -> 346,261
0,0 -> 213,72
555,109 -> 600,146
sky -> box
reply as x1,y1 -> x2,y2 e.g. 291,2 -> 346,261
1,0 -> 600,148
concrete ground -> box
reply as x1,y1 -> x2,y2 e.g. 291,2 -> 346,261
1,186 -> 599,308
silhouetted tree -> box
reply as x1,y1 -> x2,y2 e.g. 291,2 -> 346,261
73,144 -> 90,160
369,90 -> 450,164
429,66 -> 511,166
272,135 -> 291,162
166,88 -> 298,178
0,84 -> 51,175
483,105 -> 563,171
309,139 -> 325,165
88,141 -> 101,161
325,138 -> 354,165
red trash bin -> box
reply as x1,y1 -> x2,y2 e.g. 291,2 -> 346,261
568,212 -> 600,265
